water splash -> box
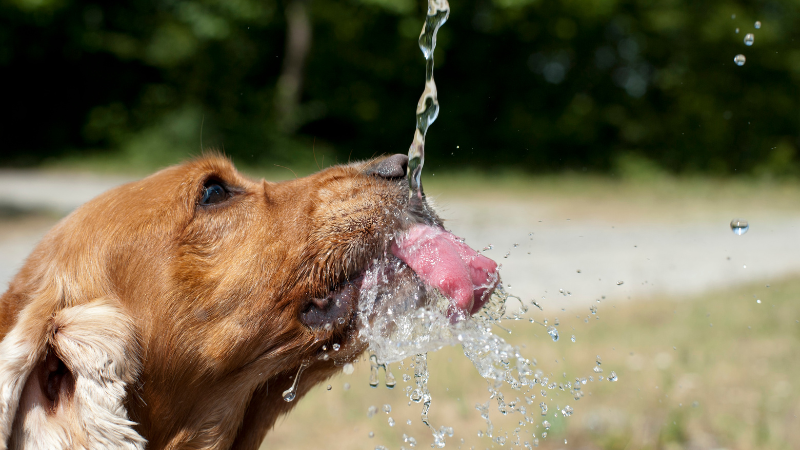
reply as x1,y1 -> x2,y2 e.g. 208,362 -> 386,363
407,0 -> 450,200
282,361 -> 308,402
355,231 -> 622,447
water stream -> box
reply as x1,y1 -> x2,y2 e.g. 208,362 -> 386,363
406,0 -> 449,200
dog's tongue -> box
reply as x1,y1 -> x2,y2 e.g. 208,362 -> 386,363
391,224 -> 498,316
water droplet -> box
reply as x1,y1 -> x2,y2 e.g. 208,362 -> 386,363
744,33 -> 754,46
388,417 -> 395,427
282,362 -> 308,402
369,431 -> 375,438
609,371 -> 618,382
755,20 -> 761,29
385,366 -> 397,389
561,405 -> 573,416
735,27 -> 740,33
734,54 -> 746,66
333,343 -> 341,351
730,218 -> 749,235
326,384 -> 332,390
571,335 -> 576,343
590,305 -> 597,315
616,280 -> 624,285
542,420 -> 551,430
343,382 -> 351,390
343,363 -> 355,375
383,404 -> 392,413
547,326 -> 559,342
368,405 -> 378,417
757,299 -> 761,304
369,353 -> 380,388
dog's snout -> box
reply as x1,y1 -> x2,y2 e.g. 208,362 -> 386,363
367,154 -> 408,180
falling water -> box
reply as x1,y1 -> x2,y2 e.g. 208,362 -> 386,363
407,0 -> 450,200
352,249 -> 624,448
282,361 -> 309,402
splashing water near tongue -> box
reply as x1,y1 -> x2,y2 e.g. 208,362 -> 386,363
407,0 -> 449,200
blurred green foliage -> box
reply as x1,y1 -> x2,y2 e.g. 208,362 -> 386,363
1,0 -> 799,175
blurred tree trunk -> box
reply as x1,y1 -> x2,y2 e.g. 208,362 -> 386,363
274,0 -> 312,134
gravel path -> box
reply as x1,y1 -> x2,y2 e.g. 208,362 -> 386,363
442,197 -> 800,311
1,171 -> 799,311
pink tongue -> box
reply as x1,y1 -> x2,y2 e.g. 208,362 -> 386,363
391,224 -> 499,316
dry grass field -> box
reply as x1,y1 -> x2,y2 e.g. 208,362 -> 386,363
262,276 -> 800,450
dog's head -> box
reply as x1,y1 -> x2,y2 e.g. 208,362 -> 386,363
0,154 -> 496,449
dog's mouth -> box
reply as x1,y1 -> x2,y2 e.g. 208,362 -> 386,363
300,277 -> 363,330
391,224 -> 499,316
300,223 -> 498,335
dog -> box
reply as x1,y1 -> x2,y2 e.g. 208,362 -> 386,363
0,154 -> 497,449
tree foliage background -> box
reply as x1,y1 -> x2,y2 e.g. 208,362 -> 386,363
2,0 -> 798,175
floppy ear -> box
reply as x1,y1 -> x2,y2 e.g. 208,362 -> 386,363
0,298 -> 145,450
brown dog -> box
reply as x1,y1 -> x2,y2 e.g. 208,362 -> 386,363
0,154 -> 496,449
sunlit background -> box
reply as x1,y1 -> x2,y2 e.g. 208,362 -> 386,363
1,0 -> 799,449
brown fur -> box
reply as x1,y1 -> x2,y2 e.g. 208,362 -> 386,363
0,155 -> 418,449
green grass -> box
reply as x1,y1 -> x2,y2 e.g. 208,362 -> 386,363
261,276 -> 800,450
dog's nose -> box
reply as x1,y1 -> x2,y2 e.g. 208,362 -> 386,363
366,154 -> 408,180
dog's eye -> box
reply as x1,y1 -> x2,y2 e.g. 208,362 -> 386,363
200,183 -> 228,205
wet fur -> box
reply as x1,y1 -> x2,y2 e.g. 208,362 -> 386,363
0,155 -> 417,449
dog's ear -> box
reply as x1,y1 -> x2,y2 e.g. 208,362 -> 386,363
0,298 -> 145,450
